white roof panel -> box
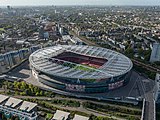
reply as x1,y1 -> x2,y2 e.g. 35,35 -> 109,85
5,97 -> 22,108
0,95 -> 9,104
52,110 -> 70,120
20,101 -> 37,112
73,114 -> 89,120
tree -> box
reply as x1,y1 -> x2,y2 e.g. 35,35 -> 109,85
144,54 -> 150,61
13,81 -> 21,89
138,48 -> 143,55
35,92 -> 40,96
25,89 -> 30,95
34,87 -> 40,93
125,47 -> 134,58
39,91 -> 43,96
20,81 -> 28,90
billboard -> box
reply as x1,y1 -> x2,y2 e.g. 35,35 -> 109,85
108,80 -> 124,90
65,84 -> 85,92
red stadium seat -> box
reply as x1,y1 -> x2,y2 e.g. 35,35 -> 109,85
54,52 -> 107,68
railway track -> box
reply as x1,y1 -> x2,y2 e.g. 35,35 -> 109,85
132,59 -> 160,73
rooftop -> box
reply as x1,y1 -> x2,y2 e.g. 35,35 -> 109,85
73,114 -> 89,120
52,110 -> 70,120
0,95 -> 38,120
29,45 -> 133,79
5,97 -> 23,108
0,94 -> 9,104
20,101 -> 37,112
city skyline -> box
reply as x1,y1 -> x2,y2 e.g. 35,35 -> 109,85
0,3 -> 159,120
0,0 -> 160,6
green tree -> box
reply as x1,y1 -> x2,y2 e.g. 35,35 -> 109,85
138,48 -> 143,55
13,81 -> 21,89
125,47 -> 134,58
39,91 -> 43,96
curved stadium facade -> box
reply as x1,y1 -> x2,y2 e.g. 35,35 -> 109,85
29,45 -> 133,93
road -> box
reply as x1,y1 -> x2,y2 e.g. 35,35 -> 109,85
69,30 -> 100,47
139,75 -> 155,120
126,73 -> 155,120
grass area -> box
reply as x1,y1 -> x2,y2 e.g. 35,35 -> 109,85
25,98 -> 90,118
24,98 -> 80,108
74,65 -> 95,72
46,113 -> 53,120
49,99 -> 80,107
63,62 -> 95,72
0,28 -> 5,32
99,99 -> 143,110
80,78 -> 96,82
83,102 -> 141,120
79,63 -> 98,69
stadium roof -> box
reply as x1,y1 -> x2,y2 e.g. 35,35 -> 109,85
30,45 -> 133,79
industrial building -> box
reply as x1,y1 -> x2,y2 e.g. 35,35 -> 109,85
0,94 -> 38,120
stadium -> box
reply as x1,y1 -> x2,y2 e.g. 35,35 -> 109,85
29,45 -> 133,93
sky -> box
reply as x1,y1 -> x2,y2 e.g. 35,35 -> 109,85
0,0 -> 160,6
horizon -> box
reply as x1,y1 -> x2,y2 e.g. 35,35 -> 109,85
0,5 -> 160,7
0,0 -> 160,6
